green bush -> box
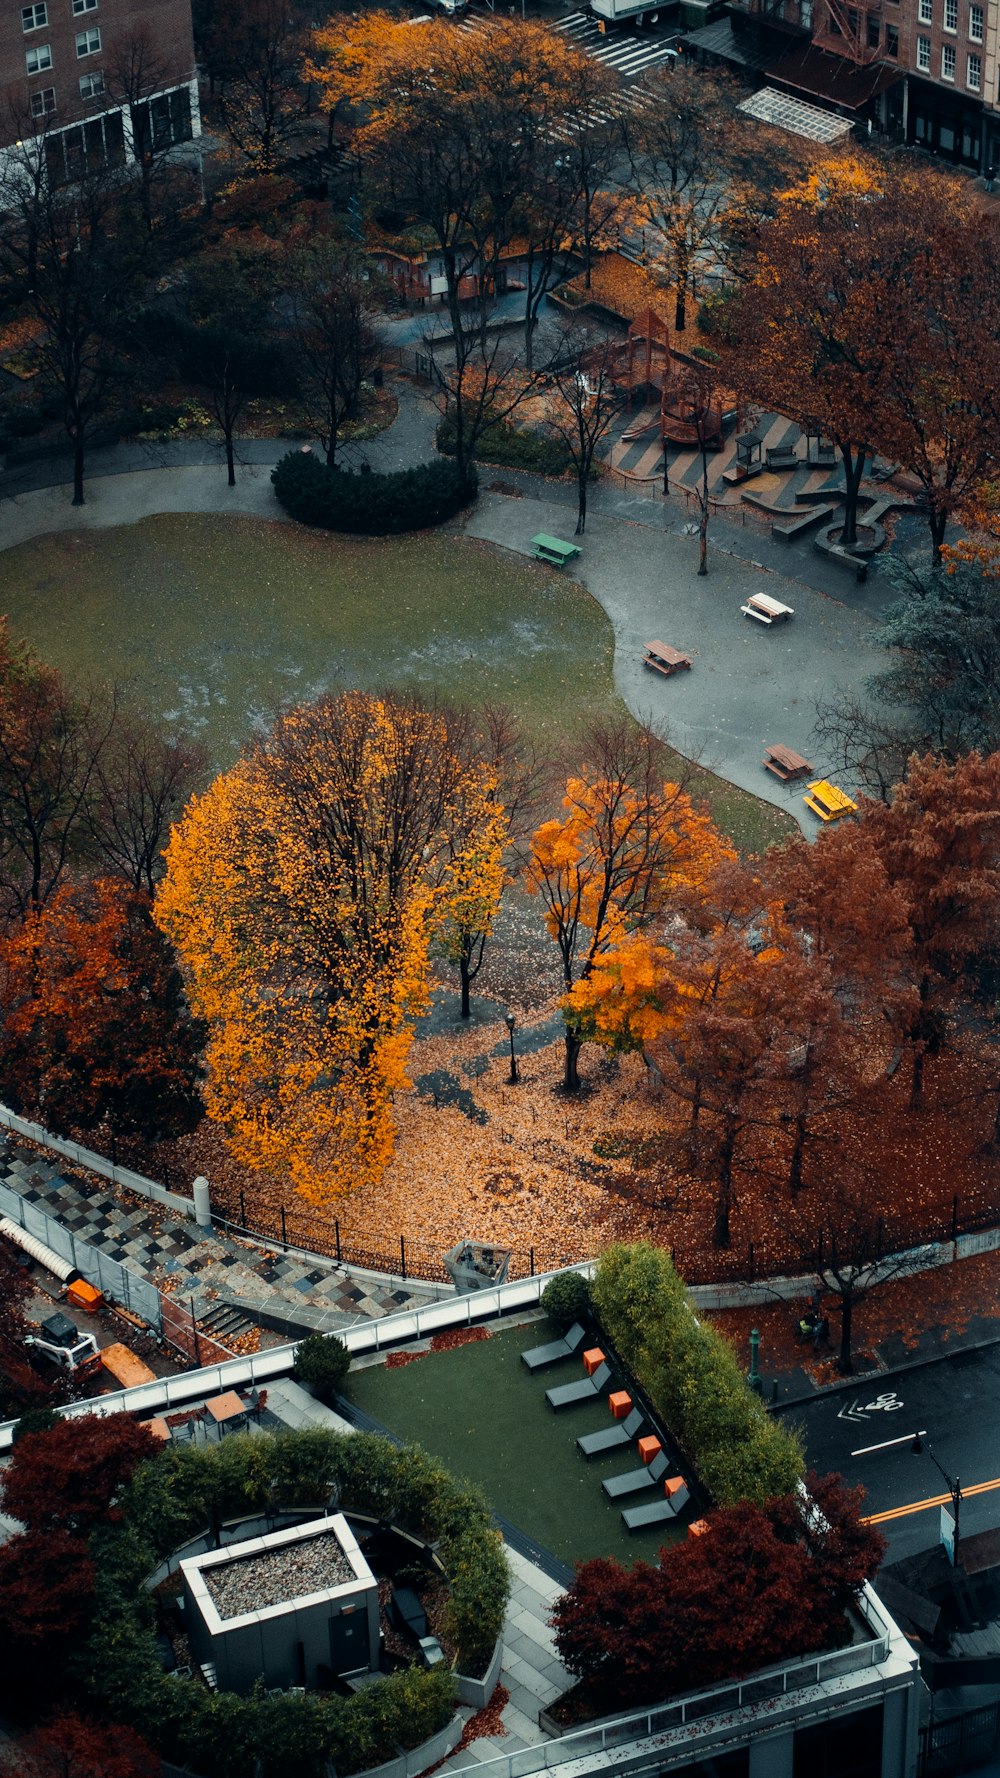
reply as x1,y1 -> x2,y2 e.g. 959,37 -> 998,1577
292,1332 -> 351,1404
540,1270 -> 591,1329
591,1243 -> 803,1508
436,415 -> 572,477
11,1406 -> 59,1443
271,449 -> 477,535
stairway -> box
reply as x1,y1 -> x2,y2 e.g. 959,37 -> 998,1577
195,1301 -> 259,1348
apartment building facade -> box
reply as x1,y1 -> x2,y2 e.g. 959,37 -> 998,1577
723,0 -> 1000,169
0,0 -> 199,182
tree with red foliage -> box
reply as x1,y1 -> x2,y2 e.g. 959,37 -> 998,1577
0,1715 -> 160,1778
2,1413 -> 157,1536
0,1530 -> 95,1676
0,1242 -> 62,1419
0,878 -> 204,1144
552,1474 -> 884,1709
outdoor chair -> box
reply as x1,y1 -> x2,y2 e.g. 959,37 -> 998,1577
602,1447 -> 671,1500
546,1360 -> 612,1411
621,1478 -> 690,1533
577,1406 -> 644,1460
520,1321 -> 587,1373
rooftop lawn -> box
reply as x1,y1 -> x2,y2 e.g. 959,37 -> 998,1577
346,1324 -> 688,1569
0,515 -> 790,854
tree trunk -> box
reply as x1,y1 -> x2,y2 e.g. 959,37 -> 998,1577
839,446 -> 867,550
576,472 -> 587,535
460,953 -> 472,1020
928,504 -> 948,565
837,1290 -> 854,1374
225,429 -> 236,487
563,1028 -> 582,1092
674,283 -> 687,333
789,1112 -> 807,1195
72,432 -> 85,507
697,502 -> 708,576
713,1118 -> 737,1248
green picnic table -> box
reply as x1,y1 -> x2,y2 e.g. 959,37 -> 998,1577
531,533 -> 581,567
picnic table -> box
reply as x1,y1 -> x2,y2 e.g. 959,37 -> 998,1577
741,592 -> 794,626
643,640 -> 692,678
803,779 -> 858,822
531,534 -> 580,568
763,743 -> 812,783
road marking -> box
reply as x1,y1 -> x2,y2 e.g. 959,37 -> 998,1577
865,1475 -> 1000,1526
837,1391 -> 904,1424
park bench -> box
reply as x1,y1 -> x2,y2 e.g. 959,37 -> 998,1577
531,534 -> 580,568
803,779 -> 858,823
763,744 -> 812,784
766,442 -> 800,472
643,640 -> 692,677
740,592 -> 794,626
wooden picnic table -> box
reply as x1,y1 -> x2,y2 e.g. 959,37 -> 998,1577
531,533 -> 580,568
803,779 -> 858,822
643,640 -> 692,678
741,592 -> 795,626
763,743 -> 812,783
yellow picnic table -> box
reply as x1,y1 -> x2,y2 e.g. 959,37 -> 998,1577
803,780 -> 858,822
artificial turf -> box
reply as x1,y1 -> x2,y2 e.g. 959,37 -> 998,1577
346,1324 -> 688,1569
2,515 -> 791,854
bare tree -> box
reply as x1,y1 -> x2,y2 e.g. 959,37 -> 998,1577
212,0 -> 309,176
288,241 -> 381,467
85,711 -> 208,896
546,337 -> 625,535
107,31 -> 199,232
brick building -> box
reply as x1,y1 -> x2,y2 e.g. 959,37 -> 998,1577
0,0 -> 199,182
690,0 -> 1000,170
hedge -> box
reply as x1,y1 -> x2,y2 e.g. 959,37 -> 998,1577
436,415 -> 573,478
591,1244 -> 804,1507
79,1429 -> 509,1778
292,1331 -> 351,1403
540,1270 -> 591,1329
271,449 -> 477,535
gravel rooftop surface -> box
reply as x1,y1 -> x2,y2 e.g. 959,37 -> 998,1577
205,1533 -> 355,1619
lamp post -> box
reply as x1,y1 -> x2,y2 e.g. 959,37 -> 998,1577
747,1327 -> 762,1396
913,1433 -> 962,1565
505,1011 -> 519,1085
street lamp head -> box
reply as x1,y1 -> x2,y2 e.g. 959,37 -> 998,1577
505,1012 -> 515,1032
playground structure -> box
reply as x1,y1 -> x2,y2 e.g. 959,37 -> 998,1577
592,309 -> 734,454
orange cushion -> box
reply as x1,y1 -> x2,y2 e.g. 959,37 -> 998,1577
609,1391 -> 632,1419
638,1436 -> 662,1465
583,1348 -> 605,1376
688,1518 -> 710,1538
665,1476 -> 685,1498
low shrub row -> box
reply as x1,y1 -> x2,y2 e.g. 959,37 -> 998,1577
271,448 -> 477,535
80,1429 -> 510,1778
436,415 -> 572,478
590,1244 -> 804,1507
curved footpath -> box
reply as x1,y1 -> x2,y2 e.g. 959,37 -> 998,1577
0,380 -> 891,832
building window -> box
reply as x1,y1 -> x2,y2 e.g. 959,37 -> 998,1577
72,0 -> 98,12
30,84 -> 55,116
886,23 -> 899,52
25,41 -> 52,72
21,3 -> 47,28
828,7 -> 842,30
75,25 -> 100,55
866,14 -> 880,44
130,87 -> 193,156
918,0 -> 933,20
944,0 -> 958,27
968,50 -> 981,84
969,2 -> 983,37
79,69 -> 103,98
916,31 -> 931,63
942,40 -> 957,74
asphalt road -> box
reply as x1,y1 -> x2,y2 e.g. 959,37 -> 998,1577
783,1346 -> 1000,1564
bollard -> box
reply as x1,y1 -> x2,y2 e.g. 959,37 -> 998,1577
192,1175 -> 212,1231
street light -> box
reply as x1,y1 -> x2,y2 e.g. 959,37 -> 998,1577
913,1433 -> 962,1565
505,1011 -> 519,1085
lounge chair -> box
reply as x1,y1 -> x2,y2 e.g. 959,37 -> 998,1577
602,1448 -> 670,1500
622,1478 -> 690,1532
546,1361 -> 612,1411
576,1407 -> 644,1459
520,1321 -> 587,1373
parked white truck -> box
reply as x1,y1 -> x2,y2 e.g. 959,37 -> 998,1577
589,0 -> 677,30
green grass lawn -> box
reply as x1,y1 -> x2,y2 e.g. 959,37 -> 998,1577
1,515 -> 790,853
346,1325 -> 688,1568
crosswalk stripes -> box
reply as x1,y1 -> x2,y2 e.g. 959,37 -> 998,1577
461,4 -> 682,79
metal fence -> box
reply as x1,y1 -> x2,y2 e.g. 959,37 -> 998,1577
0,1178 -> 163,1331
921,1700 -> 1000,1776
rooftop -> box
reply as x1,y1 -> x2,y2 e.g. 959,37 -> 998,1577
204,1529 -> 354,1620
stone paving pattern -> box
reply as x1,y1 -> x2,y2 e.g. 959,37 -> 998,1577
0,1136 -> 441,1333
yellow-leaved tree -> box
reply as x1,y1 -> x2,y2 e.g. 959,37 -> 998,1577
524,720 -> 734,1091
156,691 -> 508,1204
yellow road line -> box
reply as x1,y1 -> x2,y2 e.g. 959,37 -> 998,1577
865,1475 -> 1000,1526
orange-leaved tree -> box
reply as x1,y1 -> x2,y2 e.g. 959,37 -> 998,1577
525,720 -> 733,1092
156,691 -> 510,1203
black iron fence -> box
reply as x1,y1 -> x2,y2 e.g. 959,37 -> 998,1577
920,1699 -> 1000,1776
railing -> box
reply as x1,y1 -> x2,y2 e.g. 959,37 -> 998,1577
446,1633 -> 892,1778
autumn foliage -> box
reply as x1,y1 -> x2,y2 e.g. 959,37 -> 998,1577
0,1716 -> 160,1778
157,691 -> 511,1202
2,1413 -> 157,1535
552,1473 -> 884,1709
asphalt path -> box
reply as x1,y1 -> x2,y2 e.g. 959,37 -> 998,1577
784,1346 -> 1000,1564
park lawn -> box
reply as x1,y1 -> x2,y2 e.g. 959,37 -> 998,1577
346,1325 -> 688,1568
1,514 -> 790,855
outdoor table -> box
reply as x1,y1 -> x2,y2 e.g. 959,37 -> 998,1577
204,1390 -> 248,1433
643,640 -> 692,677
741,592 -> 794,626
763,743 -> 812,783
803,780 -> 858,823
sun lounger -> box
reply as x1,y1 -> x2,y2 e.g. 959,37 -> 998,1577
520,1321 -> 586,1373
602,1448 -> 670,1499
576,1406 -> 644,1459
622,1478 -> 690,1532
546,1360 -> 612,1411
